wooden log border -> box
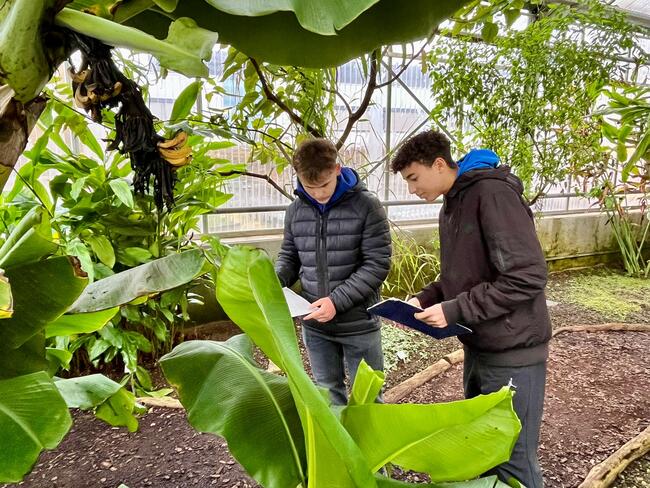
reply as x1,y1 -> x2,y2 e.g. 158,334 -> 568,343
578,425 -> 650,488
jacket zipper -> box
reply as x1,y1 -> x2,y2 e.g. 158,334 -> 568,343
316,211 -> 328,297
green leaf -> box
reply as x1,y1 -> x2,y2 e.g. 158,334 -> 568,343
170,80 -> 202,121
152,0 -> 179,12
0,372 -> 72,483
46,347 -> 73,374
55,373 -> 122,409
135,365 -> 153,390
161,335 -> 307,488
45,307 -> 119,338
87,235 -> 116,268
66,240 -> 95,283
341,387 -> 520,480
109,179 -> 135,209
70,176 -> 87,200
348,359 -> 384,406
481,21 -> 498,42
0,256 -> 88,349
0,207 -> 58,269
95,386 -> 140,432
504,9 -> 520,28
56,9 -> 218,78
78,128 -> 105,160
616,142 -> 628,163
68,249 -> 206,313
122,246 -> 152,265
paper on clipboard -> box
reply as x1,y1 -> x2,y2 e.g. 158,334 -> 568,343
282,287 -> 315,317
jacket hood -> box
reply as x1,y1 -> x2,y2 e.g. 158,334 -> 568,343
448,165 -> 524,199
296,167 -> 362,213
456,148 -> 500,178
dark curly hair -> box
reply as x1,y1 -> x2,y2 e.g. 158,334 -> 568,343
391,130 -> 456,173
292,138 -> 338,182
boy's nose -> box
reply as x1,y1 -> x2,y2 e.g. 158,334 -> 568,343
407,183 -> 416,194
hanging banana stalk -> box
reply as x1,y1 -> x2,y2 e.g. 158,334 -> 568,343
69,32 -> 191,210
0,1 -> 216,199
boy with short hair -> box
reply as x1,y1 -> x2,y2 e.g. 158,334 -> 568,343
391,129 -> 551,488
276,138 -> 391,405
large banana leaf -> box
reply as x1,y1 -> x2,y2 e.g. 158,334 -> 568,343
346,359 -> 520,481
117,0 -> 471,67
68,249 -> 206,313
0,256 -> 88,348
215,246 -> 377,488
161,335 -> 307,488
0,372 -> 72,483
341,388 -> 520,481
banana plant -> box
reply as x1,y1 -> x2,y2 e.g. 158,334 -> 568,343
0,209 -> 208,482
161,246 -> 521,488
0,207 -> 137,483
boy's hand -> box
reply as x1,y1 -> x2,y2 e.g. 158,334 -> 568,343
414,303 -> 448,328
407,296 -> 421,308
304,297 -> 336,322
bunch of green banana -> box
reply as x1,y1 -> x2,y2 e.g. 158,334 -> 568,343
157,131 -> 192,168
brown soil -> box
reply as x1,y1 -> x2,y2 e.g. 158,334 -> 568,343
4,268 -> 650,488
400,330 -> 650,488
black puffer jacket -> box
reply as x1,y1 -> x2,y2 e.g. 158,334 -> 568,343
276,179 -> 391,336
416,166 -> 552,366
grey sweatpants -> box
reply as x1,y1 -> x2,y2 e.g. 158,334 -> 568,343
463,347 -> 547,488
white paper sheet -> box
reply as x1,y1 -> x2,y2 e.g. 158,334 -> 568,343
282,287 -> 315,317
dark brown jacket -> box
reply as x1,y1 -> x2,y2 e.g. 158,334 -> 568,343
416,166 -> 552,366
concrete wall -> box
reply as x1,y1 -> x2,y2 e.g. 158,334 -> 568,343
223,212 -> 636,272
188,212 -> 643,325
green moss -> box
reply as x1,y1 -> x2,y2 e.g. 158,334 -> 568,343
556,268 -> 650,319
381,324 -> 432,373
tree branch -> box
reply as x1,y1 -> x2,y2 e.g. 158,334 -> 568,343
249,58 -> 323,139
216,169 -> 294,201
336,49 -> 379,150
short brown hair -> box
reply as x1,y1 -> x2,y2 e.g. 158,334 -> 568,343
292,138 -> 338,182
391,130 -> 456,173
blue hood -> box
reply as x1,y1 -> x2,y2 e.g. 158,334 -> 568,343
296,167 -> 359,213
456,149 -> 500,178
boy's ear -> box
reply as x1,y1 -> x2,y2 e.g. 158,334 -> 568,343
433,157 -> 446,172
335,163 -> 342,175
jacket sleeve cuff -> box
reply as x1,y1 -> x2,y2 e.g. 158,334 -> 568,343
441,299 -> 462,326
415,290 -> 436,309
328,291 -> 346,313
